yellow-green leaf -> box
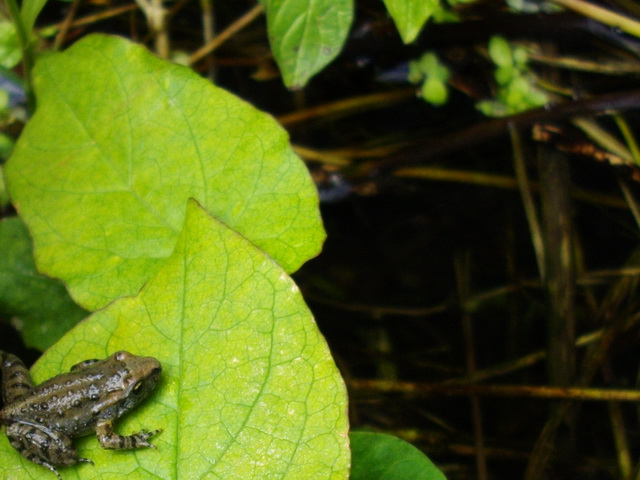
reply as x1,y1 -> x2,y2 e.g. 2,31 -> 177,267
0,200 -> 349,479
5,34 -> 325,311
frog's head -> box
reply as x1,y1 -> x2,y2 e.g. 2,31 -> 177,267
109,351 -> 162,414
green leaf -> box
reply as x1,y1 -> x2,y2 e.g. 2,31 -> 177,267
260,0 -> 353,89
0,200 -> 350,479
495,65 -> 514,86
407,60 -> 424,84
421,77 -> 448,106
417,52 -> 438,77
0,217 -> 88,350
382,0 -> 438,44
350,432 -> 446,480
0,20 -> 21,68
0,165 -> 10,207
19,0 -> 48,38
5,34 -> 325,311
488,36 -> 513,68
513,45 -> 529,67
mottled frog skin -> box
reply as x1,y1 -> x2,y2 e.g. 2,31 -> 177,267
0,351 -> 162,479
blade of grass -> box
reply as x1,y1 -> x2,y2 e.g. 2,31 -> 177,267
509,123 -> 545,280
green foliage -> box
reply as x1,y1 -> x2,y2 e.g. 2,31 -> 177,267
0,21 -> 20,69
16,0 -> 48,42
260,0 -> 353,89
5,35 -> 325,311
0,33 -> 353,479
0,166 -> 8,207
0,218 -> 88,350
0,71 -> 27,138
382,0 -> 440,44
350,432 -> 447,480
383,0 -> 478,43
408,52 -> 451,106
477,35 -> 548,117
0,201 -> 350,479
488,35 -> 514,68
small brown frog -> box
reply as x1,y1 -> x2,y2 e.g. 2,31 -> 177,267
0,350 -> 162,479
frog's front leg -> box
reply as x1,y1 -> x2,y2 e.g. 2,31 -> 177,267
6,421 -> 92,480
96,419 -> 161,450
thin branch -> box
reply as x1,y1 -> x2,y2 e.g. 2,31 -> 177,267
550,0 -> 640,38
357,89 -> 640,176
350,380 -> 640,402
510,124 -> 546,280
45,4 -> 138,33
53,0 -> 82,49
189,3 -> 263,66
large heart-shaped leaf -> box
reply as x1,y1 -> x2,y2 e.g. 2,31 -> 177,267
5,34 -> 325,311
0,200 -> 349,479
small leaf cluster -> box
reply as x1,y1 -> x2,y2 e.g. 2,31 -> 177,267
477,35 -> 548,117
408,52 -> 451,106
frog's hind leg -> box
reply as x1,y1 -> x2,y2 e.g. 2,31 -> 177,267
5,420 -> 85,479
0,352 -> 34,405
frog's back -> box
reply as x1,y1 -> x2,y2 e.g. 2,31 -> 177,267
1,353 -> 111,436
10,367 -> 113,437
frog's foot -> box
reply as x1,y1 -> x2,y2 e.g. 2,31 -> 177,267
96,420 -> 162,450
35,457 -> 91,480
78,457 -> 95,466
134,429 -> 163,449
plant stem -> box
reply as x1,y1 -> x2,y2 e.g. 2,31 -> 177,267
509,124 -> 546,280
199,0 -> 216,80
53,0 -> 81,49
134,0 -> 169,58
550,0 -> 640,38
189,3 -> 263,66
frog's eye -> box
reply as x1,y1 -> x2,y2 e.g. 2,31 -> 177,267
132,380 -> 145,393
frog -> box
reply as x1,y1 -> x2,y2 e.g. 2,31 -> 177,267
0,350 -> 162,479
